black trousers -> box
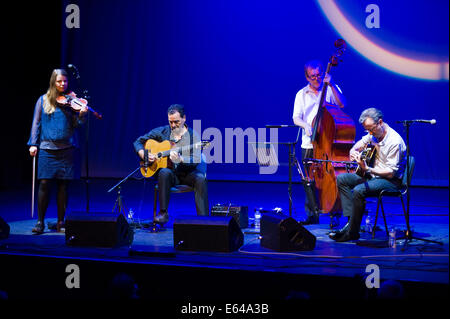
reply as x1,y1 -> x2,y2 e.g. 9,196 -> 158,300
301,148 -> 316,217
337,172 -> 400,234
157,168 -> 209,216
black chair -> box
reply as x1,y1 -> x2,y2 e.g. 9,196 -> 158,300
152,154 -> 207,220
153,184 -> 194,219
371,156 -> 415,239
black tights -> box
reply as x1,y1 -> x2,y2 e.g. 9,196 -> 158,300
37,179 -> 68,222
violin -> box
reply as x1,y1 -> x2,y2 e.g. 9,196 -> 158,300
56,92 -> 102,119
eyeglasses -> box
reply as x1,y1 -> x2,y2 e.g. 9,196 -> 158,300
307,73 -> 322,80
364,121 -> 380,134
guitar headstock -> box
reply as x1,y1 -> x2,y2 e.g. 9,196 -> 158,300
193,140 -> 211,149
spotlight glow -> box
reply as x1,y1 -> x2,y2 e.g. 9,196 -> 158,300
317,0 -> 449,81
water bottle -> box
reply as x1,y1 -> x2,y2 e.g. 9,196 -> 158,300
127,209 -> 134,224
365,214 -> 373,233
388,228 -> 397,248
254,209 -> 261,231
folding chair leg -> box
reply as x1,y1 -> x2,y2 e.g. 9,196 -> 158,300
372,197 -> 382,239
379,199 -> 389,238
153,187 -> 158,219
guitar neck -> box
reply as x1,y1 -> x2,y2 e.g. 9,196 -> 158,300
157,143 -> 199,158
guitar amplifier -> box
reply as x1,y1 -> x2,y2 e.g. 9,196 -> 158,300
211,204 -> 248,229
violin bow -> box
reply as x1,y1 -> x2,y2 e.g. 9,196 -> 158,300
31,156 -> 36,218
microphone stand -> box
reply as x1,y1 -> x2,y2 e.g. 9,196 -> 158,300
397,120 -> 443,250
84,92 -> 90,213
108,166 -> 141,218
68,65 -> 91,213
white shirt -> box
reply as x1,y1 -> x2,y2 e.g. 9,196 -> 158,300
293,84 -> 341,149
361,123 -> 407,179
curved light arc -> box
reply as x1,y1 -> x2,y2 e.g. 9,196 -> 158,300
317,0 -> 449,81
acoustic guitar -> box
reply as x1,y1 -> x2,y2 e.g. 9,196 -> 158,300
355,143 -> 377,177
140,139 -> 210,178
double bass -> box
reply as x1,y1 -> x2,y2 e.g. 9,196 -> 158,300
307,39 -> 356,215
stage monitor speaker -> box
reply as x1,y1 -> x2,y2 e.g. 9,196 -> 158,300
65,212 -> 132,248
173,215 -> 244,252
0,216 -> 10,240
260,213 -> 316,251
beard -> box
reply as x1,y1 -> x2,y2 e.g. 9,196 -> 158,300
171,126 -> 184,136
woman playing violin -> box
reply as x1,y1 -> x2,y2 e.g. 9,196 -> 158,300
28,69 -> 88,234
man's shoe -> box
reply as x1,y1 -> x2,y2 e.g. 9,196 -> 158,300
329,222 -> 350,235
299,214 -> 319,225
32,221 -> 44,234
329,230 -> 345,240
153,211 -> 169,225
330,230 -> 360,242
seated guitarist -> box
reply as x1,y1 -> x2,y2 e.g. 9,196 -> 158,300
329,107 -> 406,242
133,104 -> 208,225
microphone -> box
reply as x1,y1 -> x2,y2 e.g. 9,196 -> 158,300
67,64 -> 80,79
265,125 -> 297,128
397,119 -> 437,125
413,119 -> 436,124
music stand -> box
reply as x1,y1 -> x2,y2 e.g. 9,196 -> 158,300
397,120 -> 443,250
250,125 -> 301,217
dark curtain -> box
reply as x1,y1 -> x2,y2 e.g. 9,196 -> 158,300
59,0 -> 449,186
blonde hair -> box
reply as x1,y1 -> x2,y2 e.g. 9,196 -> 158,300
43,69 -> 69,114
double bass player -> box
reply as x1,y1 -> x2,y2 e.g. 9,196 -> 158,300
292,60 -> 346,225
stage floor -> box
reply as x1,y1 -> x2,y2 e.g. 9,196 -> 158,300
0,179 -> 448,301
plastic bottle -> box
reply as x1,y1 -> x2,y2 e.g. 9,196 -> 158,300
388,228 -> 397,248
365,214 -> 373,233
127,209 -> 134,224
254,209 -> 261,231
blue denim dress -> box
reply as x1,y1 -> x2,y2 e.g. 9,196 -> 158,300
28,95 -> 84,179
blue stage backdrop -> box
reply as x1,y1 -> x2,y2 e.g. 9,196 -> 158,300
60,0 -> 448,186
